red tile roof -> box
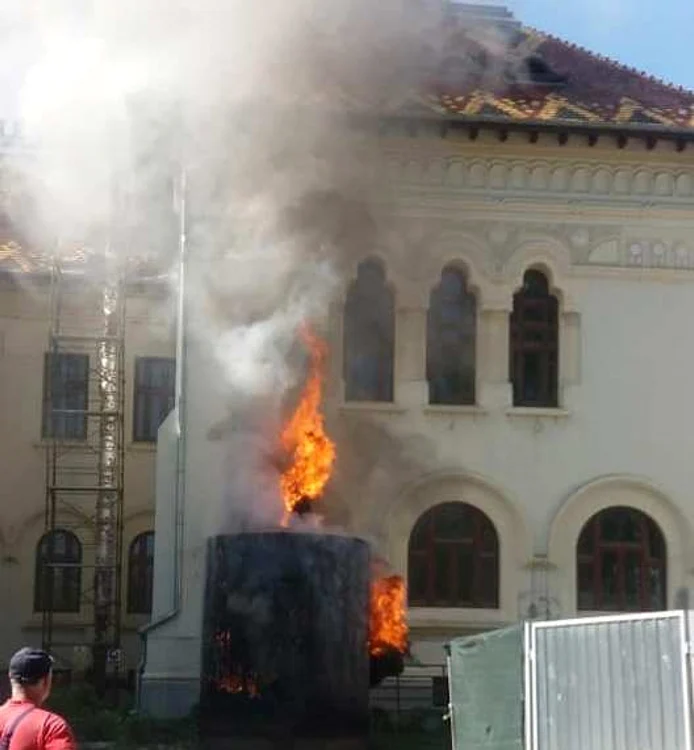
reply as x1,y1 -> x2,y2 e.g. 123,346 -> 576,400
414,7 -> 694,129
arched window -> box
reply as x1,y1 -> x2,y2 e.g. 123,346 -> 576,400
510,269 -> 559,407
577,507 -> 666,612
343,259 -> 394,402
34,530 -> 82,613
427,266 -> 476,405
408,502 -> 499,608
127,531 -> 155,614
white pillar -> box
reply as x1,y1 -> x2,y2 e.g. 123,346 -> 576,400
395,286 -> 429,406
560,311 -> 582,408
477,306 -> 513,408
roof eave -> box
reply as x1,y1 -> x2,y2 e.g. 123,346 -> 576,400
379,112 -> 694,146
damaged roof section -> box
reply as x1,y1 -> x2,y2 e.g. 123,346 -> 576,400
412,3 -> 694,130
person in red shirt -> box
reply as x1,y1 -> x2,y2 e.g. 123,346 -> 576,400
0,648 -> 76,750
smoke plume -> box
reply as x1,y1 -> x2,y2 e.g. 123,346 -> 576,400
3,0 -> 445,527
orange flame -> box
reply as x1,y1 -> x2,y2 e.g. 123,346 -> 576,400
212,631 -> 260,698
216,674 -> 260,698
280,327 -> 336,516
369,575 -> 408,656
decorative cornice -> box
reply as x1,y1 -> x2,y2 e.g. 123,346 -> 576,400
385,154 -> 694,205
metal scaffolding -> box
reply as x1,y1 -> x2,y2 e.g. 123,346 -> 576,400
42,253 -> 126,693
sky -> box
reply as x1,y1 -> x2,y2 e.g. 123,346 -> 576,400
505,0 -> 694,90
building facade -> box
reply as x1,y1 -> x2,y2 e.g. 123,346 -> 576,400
3,3 -> 694,712
0,262 -> 174,680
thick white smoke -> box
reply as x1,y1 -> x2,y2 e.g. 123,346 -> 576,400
2,0 -> 443,527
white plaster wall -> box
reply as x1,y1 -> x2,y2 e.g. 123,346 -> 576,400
144,261 -> 694,678
351,271 -> 694,602
321,276 -> 691,665
150,410 -> 179,620
332,136 -> 694,664
0,281 -> 172,672
144,143 -> 694,687
142,312 -> 238,696
136,136 -> 694,689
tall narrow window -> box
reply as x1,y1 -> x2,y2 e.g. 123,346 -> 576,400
577,507 -> 666,612
34,530 -> 82,613
408,502 -> 499,608
427,266 -> 476,405
343,259 -> 395,402
510,269 -> 558,407
42,353 -> 89,439
127,531 -> 155,614
133,357 -> 175,442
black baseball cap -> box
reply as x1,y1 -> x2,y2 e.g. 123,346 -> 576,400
8,648 -> 54,684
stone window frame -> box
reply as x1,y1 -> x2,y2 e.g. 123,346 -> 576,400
340,256 -> 397,405
408,501 -> 500,609
426,263 -> 479,407
370,470 -> 531,628
503,243 -> 581,417
132,356 -> 176,443
548,476 -> 690,618
127,530 -> 155,615
332,238 -> 581,415
509,268 -> 560,408
34,528 -> 82,614
576,506 -> 667,612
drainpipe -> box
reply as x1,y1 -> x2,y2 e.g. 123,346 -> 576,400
136,168 -> 188,711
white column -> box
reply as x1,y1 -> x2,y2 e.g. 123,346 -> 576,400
477,306 -> 513,408
560,311 -> 582,407
394,287 -> 429,407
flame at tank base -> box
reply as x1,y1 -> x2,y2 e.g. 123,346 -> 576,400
201,531 -> 371,741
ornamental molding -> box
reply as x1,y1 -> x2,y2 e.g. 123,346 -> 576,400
430,221 -> 610,276
376,217 -> 694,282
586,237 -> 694,271
384,154 -> 694,205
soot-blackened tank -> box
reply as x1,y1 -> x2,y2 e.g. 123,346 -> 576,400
201,531 -> 371,739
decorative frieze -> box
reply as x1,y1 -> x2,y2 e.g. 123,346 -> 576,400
586,238 -> 694,270
385,155 -> 694,204
382,217 -> 694,278
386,219 -> 613,281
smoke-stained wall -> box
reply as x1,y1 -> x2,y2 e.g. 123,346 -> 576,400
1,0 -> 459,533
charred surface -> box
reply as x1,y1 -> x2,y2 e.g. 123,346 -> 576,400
292,497 -> 315,517
201,532 -> 371,740
369,648 -> 405,688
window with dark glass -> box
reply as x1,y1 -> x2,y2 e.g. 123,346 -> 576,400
343,259 -> 395,402
427,266 -> 476,405
408,502 -> 499,608
577,507 -> 666,612
127,531 -> 155,614
133,357 -> 175,442
509,269 -> 559,407
34,530 -> 82,613
42,353 -> 89,440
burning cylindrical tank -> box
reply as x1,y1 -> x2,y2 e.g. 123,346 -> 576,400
201,531 -> 371,739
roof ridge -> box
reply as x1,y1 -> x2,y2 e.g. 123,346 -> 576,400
524,25 -> 694,100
